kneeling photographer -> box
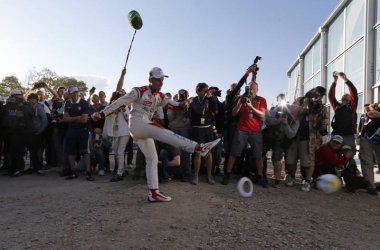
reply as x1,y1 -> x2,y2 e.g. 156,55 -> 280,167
264,100 -> 301,188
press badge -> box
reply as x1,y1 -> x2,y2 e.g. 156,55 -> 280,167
200,118 -> 205,125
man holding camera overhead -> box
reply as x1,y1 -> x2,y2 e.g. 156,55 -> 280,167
328,72 -> 358,152
222,75 -> 267,187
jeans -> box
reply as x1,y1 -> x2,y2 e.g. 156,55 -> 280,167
92,145 -> 105,171
359,137 -> 380,188
159,149 -> 171,179
172,128 -> 191,176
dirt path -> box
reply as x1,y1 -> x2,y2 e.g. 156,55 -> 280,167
0,171 -> 379,250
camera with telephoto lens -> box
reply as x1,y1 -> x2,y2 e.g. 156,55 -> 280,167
304,87 -> 326,118
33,81 -> 46,89
247,56 -> 262,72
240,85 -> 251,104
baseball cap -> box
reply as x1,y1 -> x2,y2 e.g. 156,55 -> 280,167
331,135 -> 343,144
149,67 -> 168,79
341,145 -> 352,151
10,89 -> 22,96
37,88 -> 46,94
68,86 -> 79,94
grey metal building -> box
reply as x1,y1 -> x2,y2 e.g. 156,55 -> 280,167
287,0 -> 380,120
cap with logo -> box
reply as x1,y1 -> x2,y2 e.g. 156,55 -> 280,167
331,135 -> 343,144
149,67 -> 168,79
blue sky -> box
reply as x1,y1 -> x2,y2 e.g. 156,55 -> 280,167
0,0 -> 339,105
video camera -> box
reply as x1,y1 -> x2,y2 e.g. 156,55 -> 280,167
33,81 -> 46,90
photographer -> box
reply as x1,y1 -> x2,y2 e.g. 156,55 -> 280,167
358,103 -> 380,195
1,90 -> 34,177
167,89 -> 192,181
222,80 -> 267,187
328,72 -> 358,152
223,65 -> 258,171
286,87 -> 328,192
264,100 -> 301,188
189,82 -> 218,185
209,86 -> 224,175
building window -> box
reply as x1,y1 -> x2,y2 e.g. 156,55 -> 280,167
304,50 -> 313,81
345,0 -> 365,47
377,0 -> 380,23
345,40 -> 364,92
326,55 -> 344,99
313,39 -> 321,74
328,12 -> 344,62
303,79 -> 313,94
376,29 -> 380,85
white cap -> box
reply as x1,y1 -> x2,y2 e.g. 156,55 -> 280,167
68,86 -> 79,94
10,89 -> 22,96
331,135 -> 343,144
149,67 -> 168,79
37,88 -> 45,94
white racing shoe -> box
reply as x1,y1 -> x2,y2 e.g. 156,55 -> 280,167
196,138 -> 221,157
148,189 -> 172,202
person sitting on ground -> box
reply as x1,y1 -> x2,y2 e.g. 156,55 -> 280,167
339,145 -> 370,193
314,135 -> 348,180
158,142 -> 181,182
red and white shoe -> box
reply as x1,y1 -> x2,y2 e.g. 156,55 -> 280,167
148,189 -> 172,202
195,138 -> 221,157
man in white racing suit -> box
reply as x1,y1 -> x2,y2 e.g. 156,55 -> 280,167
92,67 -> 220,202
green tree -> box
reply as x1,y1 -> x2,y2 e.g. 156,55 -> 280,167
53,76 -> 88,98
26,68 -> 88,98
0,75 -> 27,96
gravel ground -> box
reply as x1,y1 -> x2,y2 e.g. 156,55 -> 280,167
0,168 -> 379,250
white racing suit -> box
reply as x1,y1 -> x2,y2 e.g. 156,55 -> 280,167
102,85 -> 197,189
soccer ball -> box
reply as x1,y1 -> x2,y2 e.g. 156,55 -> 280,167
316,174 -> 342,193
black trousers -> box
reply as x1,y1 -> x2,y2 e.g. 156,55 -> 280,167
6,133 -> 26,173
26,133 -> 43,171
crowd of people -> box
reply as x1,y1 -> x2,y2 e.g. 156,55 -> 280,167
1,65 -> 380,202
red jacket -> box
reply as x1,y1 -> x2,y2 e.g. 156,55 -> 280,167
315,143 -> 348,169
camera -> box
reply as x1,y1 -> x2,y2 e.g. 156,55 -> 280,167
90,86 -> 96,93
240,85 -> 251,104
275,111 -> 287,119
33,81 -> 46,90
247,56 -> 262,72
50,111 -> 64,123
209,87 -> 221,97
178,89 -> 188,102
114,91 -> 123,99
